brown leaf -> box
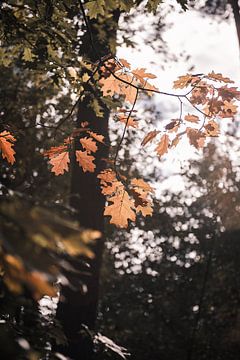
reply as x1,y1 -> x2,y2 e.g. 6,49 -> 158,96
171,135 -> 181,148
0,131 -> 16,164
165,120 -> 180,132
207,71 -> 234,84
204,120 -> 220,137
155,134 -> 169,157
141,130 -> 160,146
221,100 -> 238,118
186,128 -> 206,149
173,74 -> 200,89
76,150 -> 95,172
49,151 -> 70,175
184,114 -> 200,123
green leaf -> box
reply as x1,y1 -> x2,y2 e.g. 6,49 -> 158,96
23,47 -> 34,62
85,0 -> 105,19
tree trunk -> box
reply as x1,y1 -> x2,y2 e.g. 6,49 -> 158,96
56,10 -> 120,360
229,0 -> 240,50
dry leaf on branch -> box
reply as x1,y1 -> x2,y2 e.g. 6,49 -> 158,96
76,150 -> 96,173
141,130 -> 160,146
0,131 -> 16,164
49,151 -> 70,175
155,134 -> 169,157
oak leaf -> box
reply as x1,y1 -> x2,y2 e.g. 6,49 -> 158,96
173,74 -> 200,89
49,151 -> 70,175
119,58 -> 131,69
117,115 -> 138,128
88,131 -> 105,143
184,114 -> 199,123
165,120 -> 180,132
0,131 -> 16,164
186,128 -> 205,149
80,137 -> 98,153
171,135 -> 181,148
155,134 -> 169,157
141,130 -> 160,146
207,71 -> 233,84
132,68 -> 157,85
76,150 -> 95,172
100,74 -> 121,97
131,178 -> 154,193
204,120 -> 219,137
104,190 -> 136,228
221,100 -> 238,117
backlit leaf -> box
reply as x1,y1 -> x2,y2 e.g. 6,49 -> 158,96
0,131 -> 16,164
76,150 -> 96,172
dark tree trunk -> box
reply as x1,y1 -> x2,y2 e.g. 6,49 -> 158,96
56,10 -> 120,360
229,0 -> 240,50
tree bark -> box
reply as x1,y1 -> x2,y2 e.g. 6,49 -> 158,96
229,0 -> 240,51
56,10 -> 120,360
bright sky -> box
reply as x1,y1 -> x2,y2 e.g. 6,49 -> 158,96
117,6 -> 240,193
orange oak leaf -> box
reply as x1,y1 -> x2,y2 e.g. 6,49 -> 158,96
119,58 -> 131,69
186,128 -> 206,149
155,134 -> 169,157
204,120 -> 219,137
173,74 -> 200,89
117,115 -> 138,128
184,114 -> 200,123
49,151 -> 70,175
0,131 -> 16,164
80,137 -> 98,153
132,68 -> 157,85
221,100 -> 238,118
43,144 -> 68,158
131,178 -> 154,194
207,71 -> 234,84
131,178 -> 154,217
98,169 -> 123,196
88,131 -> 105,143
104,190 -> 136,228
119,73 -> 138,104
99,74 -> 121,97
76,150 -> 95,173
141,130 -> 160,146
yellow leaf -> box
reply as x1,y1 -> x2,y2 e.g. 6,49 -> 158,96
23,47 -> 33,62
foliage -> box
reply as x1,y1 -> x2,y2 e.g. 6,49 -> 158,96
0,0 -> 239,359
